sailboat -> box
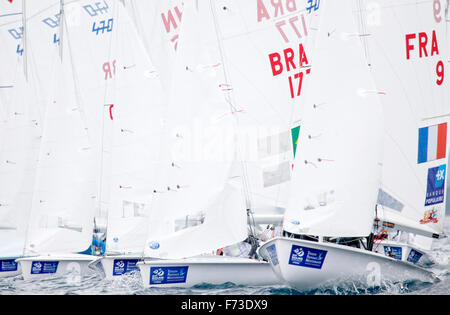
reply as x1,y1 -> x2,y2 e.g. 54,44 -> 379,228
137,0 -> 324,288
96,0 -> 167,280
0,0 -> 59,278
361,0 -> 449,267
0,0 -> 33,278
15,0 -> 116,280
258,0 -> 439,291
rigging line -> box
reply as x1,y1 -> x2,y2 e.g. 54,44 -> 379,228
422,113 -> 450,121
209,0 -> 255,236
355,0 -> 371,65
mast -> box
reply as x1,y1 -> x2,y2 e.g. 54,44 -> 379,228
21,0 -> 27,80
58,0 -> 64,61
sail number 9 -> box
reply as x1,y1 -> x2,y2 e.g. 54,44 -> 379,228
433,1 -> 446,86
436,60 -> 444,86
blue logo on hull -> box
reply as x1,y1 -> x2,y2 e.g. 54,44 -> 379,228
30,261 -> 59,275
112,259 -> 139,276
149,266 -> 188,285
384,246 -> 402,260
288,245 -> 327,269
0,260 -> 18,272
407,249 -> 423,264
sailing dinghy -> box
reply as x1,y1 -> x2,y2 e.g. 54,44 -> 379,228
96,0 -> 167,280
258,0 -> 438,291
137,0 -> 291,288
16,0 -> 113,280
362,0 -> 449,267
137,0 -> 327,288
0,0 -> 33,278
0,0 -> 61,278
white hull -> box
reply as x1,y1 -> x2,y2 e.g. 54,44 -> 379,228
258,237 -> 436,291
100,255 -> 142,280
138,255 -> 281,288
16,254 -> 98,281
0,258 -> 22,278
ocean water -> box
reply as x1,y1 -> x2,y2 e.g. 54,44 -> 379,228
1,217 -> 449,296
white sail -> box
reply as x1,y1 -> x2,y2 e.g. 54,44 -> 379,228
362,0 -> 449,239
46,0 -> 120,233
143,0 -> 247,260
102,1 -> 166,255
0,66 -> 41,258
0,0 -> 23,120
121,0 -> 183,91
209,0 -> 323,222
0,0 -> 59,258
24,1 -> 99,255
283,0 -> 384,238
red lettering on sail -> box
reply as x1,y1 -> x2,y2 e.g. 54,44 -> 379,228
268,44 -> 311,98
268,44 -> 309,77
269,52 -> 284,76
405,33 -> 416,60
257,0 -> 298,22
405,30 -> 439,60
103,60 -> 116,80
161,6 -> 182,33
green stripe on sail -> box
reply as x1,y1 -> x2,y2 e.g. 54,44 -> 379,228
291,126 -> 300,158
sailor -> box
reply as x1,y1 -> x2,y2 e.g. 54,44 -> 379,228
78,233 -> 106,256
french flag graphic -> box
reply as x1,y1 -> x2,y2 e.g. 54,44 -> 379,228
418,123 -> 447,164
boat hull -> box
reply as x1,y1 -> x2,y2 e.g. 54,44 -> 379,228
16,254 -> 98,281
258,237 -> 436,291
100,255 -> 142,280
138,255 -> 281,288
0,258 -> 22,278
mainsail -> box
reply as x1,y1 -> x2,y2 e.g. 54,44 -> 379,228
143,0 -> 247,260
0,0 -> 58,258
282,0 -> 384,238
121,0 -> 184,91
23,0 -> 109,255
361,0 -> 449,240
102,1 -> 166,255
209,0 -> 323,225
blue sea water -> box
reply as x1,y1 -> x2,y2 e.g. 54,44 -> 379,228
1,217 -> 449,295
